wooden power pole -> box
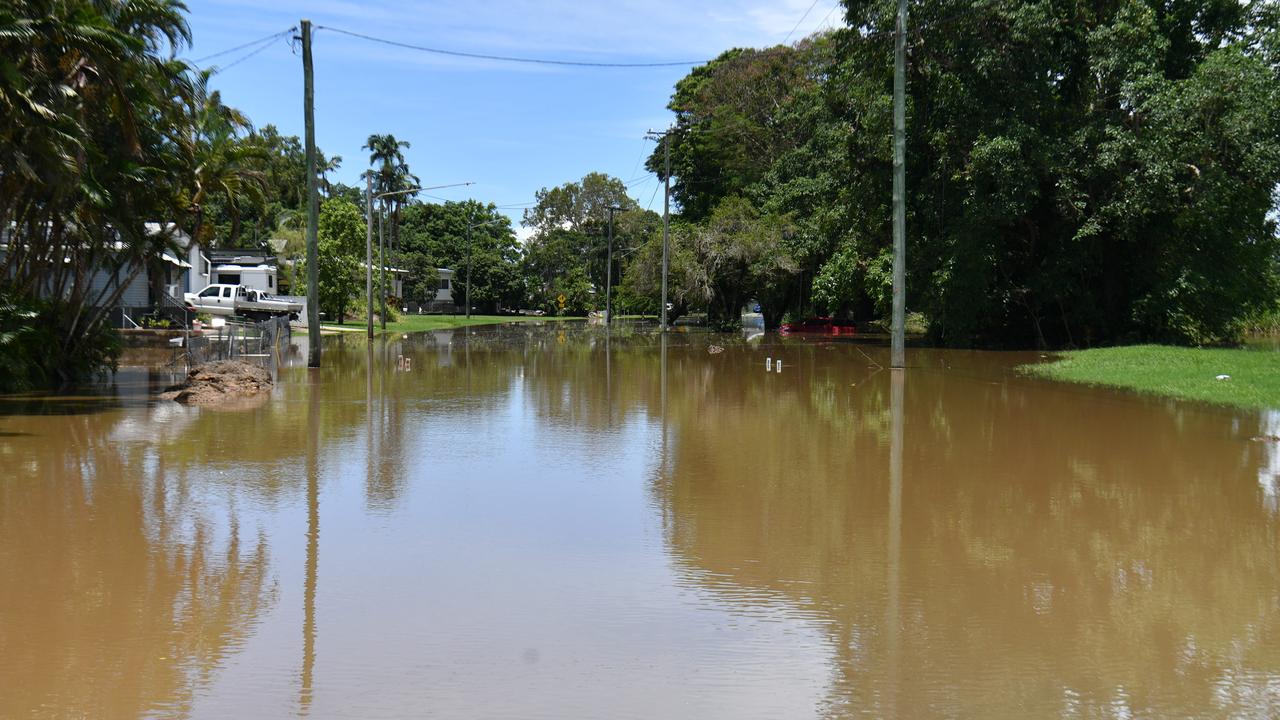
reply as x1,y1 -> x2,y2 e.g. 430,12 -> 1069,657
302,19 -> 321,367
890,0 -> 907,369
646,128 -> 671,332
661,133 -> 670,333
366,174 -> 373,339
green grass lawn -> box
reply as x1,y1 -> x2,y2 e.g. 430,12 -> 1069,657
325,314 -> 584,334
1021,344 -> 1280,410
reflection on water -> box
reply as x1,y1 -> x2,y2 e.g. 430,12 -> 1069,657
1,323 -> 1278,718
0,397 -> 273,718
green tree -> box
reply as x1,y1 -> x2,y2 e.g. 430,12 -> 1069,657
363,133 -> 417,257
522,173 -> 643,296
399,200 -> 524,312
650,2 -> 1280,345
0,0 -> 195,386
180,70 -> 267,250
620,197 -> 797,328
312,198 -> 363,322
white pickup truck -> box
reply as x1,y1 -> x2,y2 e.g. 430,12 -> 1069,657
184,284 -> 302,321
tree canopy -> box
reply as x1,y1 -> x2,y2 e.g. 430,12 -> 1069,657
643,0 -> 1280,344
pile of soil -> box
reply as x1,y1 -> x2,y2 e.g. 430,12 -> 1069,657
161,360 -> 273,405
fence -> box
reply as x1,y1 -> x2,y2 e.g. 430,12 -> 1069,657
184,315 -> 291,366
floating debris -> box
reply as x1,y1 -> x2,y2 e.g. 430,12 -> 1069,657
708,345 -> 724,354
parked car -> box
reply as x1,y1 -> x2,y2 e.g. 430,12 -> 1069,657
184,284 -> 302,321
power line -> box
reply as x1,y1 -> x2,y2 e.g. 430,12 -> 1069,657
315,25 -> 706,68
784,0 -> 824,44
644,175 -> 662,211
816,4 -> 843,32
214,37 -> 285,74
192,28 -> 294,64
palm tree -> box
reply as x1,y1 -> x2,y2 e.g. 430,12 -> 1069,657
362,132 -> 418,260
180,70 -> 267,248
317,152 -> 342,198
363,133 -> 410,195
0,0 -> 212,386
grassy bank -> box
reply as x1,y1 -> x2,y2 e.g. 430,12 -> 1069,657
1022,345 -> 1280,410
324,315 -> 584,334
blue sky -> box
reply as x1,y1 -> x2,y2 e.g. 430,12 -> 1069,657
184,0 -> 844,237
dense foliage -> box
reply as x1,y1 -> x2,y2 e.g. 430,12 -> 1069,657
521,173 -> 660,315
640,0 -> 1280,345
398,200 -> 523,313
311,198 -> 364,322
5,0 -> 1277,391
0,0 -> 195,385
0,0 -> 344,385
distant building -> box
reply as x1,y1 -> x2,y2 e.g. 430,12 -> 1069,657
434,268 -> 455,304
404,268 -> 457,314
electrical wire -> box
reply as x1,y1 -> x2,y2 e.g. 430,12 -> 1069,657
644,178 -> 662,212
192,28 -> 295,64
816,4 -> 843,33
784,0 -> 824,44
315,25 -> 706,68
213,37 -> 284,74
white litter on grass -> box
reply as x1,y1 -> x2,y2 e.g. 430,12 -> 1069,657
1216,374 -> 1231,381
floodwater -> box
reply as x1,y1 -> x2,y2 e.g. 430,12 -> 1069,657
2,323 -> 1279,719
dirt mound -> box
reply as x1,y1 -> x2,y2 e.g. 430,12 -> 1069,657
161,360 -> 273,406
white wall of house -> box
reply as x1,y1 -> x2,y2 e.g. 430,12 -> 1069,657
186,244 -> 209,294
436,269 -> 455,303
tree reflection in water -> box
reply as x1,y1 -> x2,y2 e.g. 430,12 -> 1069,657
0,407 -> 273,718
642,342 -> 1280,718
3,327 -> 1277,718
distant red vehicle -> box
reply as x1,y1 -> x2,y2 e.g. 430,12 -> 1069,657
778,316 -> 857,335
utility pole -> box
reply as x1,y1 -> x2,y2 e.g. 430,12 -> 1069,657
301,19 -> 320,367
378,203 -> 386,331
465,218 -> 472,320
365,174 -> 373,339
890,0 -> 908,369
369,182 -> 472,323
646,128 -> 671,332
464,214 -> 503,321
605,206 -> 620,324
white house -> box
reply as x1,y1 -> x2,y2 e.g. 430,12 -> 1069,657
1,223 -> 193,326
434,268 -> 455,304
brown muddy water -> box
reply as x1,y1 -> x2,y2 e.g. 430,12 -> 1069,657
2,323 -> 1279,719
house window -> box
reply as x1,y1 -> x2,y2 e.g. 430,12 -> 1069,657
268,275 -> 274,289
439,278 -> 451,290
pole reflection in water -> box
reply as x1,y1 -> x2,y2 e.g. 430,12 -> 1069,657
299,368 -> 320,714
605,330 -> 612,427
6,330 -> 1280,718
885,367 -> 904,717
660,331 -> 669,463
